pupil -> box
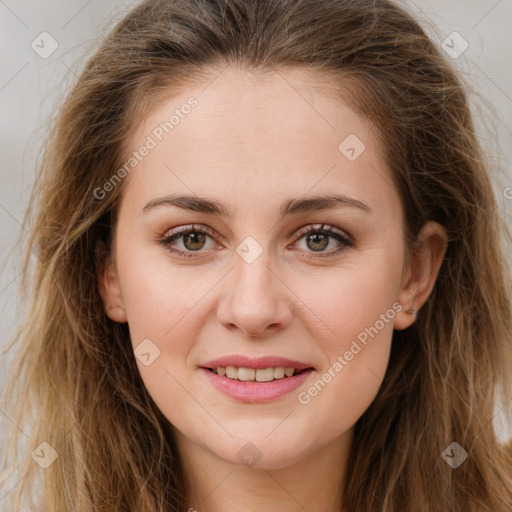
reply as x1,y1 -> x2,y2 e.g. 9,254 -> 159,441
184,232 -> 205,250
308,233 -> 328,251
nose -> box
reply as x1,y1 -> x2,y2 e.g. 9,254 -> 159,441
216,249 -> 294,338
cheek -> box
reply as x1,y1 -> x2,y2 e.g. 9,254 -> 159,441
116,241 -> 210,342
295,247 -> 402,352
292,250 -> 401,431
116,255 -> 214,423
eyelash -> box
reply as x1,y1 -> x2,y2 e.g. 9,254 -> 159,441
158,223 -> 354,260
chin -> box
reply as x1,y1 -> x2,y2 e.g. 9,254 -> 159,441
210,434 -> 311,470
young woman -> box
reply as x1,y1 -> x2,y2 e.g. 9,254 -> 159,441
1,0 -> 511,510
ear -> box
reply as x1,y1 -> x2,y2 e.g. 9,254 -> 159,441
394,221 -> 448,330
96,239 -> 127,323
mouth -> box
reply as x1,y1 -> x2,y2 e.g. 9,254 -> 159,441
199,365 -> 315,403
198,355 -> 316,402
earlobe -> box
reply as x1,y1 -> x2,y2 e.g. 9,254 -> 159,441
394,221 -> 448,331
104,305 -> 127,323
96,240 -> 127,323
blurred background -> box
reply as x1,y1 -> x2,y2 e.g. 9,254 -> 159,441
0,0 -> 511,446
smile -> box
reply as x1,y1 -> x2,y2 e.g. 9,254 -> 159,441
200,367 -> 315,403
207,366 -> 308,381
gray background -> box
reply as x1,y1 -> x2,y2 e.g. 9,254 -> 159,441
1,0 -> 511,441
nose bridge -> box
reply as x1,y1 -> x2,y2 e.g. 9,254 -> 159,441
217,239 -> 293,336
231,230 -> 274,289
234,245 -> 274,301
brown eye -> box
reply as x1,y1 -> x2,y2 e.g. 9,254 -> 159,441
159,225 -> 218,258
292,223 -> 354,258
305,232 -> 329,251
182,231 -> 207,251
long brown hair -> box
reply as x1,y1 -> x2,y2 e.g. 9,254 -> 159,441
1,0 -> 511,510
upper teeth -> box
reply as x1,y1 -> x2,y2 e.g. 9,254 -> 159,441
214,366 -> 297,381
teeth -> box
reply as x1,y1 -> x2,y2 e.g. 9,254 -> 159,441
214,366 -> 300,381
254,367 -> 274,382
274,367 -> 284,379
226,366 -> 238,379
238,367 -> 255,381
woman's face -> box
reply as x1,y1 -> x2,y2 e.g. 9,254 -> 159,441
99,67 -> 421,469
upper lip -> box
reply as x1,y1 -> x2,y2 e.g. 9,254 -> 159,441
200,355 -> 315,371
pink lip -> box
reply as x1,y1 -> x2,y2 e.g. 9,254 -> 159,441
200,367 -> 315,403
200,355 -> 314,371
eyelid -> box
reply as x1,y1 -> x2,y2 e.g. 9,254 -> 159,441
291,223 -> 353,244
162,223 -> 352,243
162,224 -> 221,243
159,222 -> 353,258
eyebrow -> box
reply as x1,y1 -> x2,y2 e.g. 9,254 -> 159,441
142,193 -> 372,217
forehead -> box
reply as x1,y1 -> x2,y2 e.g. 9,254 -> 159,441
124,66 -> 370,157
118,66 -> 398,222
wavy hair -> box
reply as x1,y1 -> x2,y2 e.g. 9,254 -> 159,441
1,0 -> 511,510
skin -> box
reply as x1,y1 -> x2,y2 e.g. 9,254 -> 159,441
98,66 -> 447,512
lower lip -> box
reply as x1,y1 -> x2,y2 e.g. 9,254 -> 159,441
200,367 -> 315,403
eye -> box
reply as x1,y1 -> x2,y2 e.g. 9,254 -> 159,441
159,224 -> 219,258
159,223 -> 353,259
291,223 -> 353,258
